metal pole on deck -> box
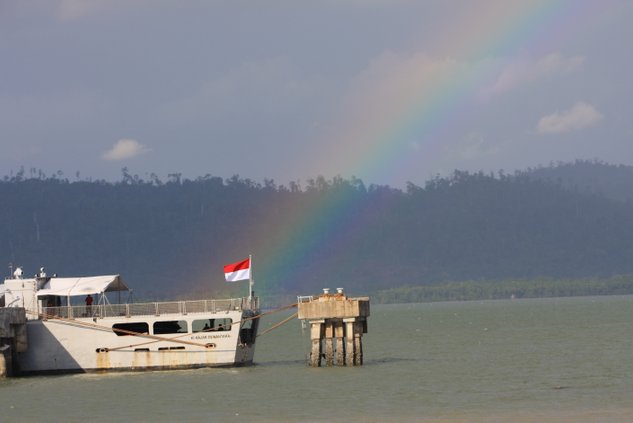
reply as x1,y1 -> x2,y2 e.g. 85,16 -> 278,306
248,254 -> 254,309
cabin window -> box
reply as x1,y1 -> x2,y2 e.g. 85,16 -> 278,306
112,322 -> 149,336
192,318 -> 232,333
158,346 -> 185,351
153,320 -> 188,334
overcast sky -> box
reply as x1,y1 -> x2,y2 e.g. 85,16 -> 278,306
1,0 -> 631,187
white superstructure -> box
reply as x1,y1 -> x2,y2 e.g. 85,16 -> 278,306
0,269 -> 260,375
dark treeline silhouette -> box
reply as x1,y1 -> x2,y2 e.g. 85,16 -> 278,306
516,159 -> 633,202
2,161 -> 633,300
372,274 -> 633,303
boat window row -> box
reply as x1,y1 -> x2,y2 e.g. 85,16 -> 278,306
112,318 -> 232,336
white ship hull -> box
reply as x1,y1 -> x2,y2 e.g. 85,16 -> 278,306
17,308 -> 258,375
1,273 -> 261,376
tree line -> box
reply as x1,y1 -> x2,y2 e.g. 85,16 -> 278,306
372,274 -> 633,303
2,162 -> 633,301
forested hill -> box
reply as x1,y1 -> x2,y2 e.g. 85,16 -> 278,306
519,160 -> 633,202
2,162 -> 633,299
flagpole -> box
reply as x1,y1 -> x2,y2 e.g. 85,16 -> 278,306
248,254 -> 254,308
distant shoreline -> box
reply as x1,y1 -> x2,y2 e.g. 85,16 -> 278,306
370,274 -> 633,304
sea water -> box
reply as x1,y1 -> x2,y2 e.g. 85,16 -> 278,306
1,296 -> 632,422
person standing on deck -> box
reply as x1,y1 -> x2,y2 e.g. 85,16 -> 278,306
85,294 -> 93,316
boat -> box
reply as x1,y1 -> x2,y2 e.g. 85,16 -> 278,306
0,267 -> 261,376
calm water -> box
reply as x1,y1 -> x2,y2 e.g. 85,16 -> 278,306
1,296 -> 633,422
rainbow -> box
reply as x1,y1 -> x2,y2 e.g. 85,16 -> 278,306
302,0 -> 595,186
254,0 -> 600,292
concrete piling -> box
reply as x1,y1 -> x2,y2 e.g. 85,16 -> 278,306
309,320 -> 324,367
0,308 -> 27,377
298,289 -> 369,367
334,320 -> 345,365
324,322 -> 334,366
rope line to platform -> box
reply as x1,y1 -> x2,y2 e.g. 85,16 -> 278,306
257,311 -> 298,338
104,304 -> 299,351
27,309 -> 212,349
105,302 -> 299,350
26,302 -> 299,351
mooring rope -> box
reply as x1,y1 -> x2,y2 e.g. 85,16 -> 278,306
28,310 -> 212,349
26,302 -> 299,352
257,311 -> 298,338
110,302 -> 299,349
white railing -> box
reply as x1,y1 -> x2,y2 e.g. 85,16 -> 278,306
41,297 -> 259,320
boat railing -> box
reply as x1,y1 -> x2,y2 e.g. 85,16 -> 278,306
40,297 -> 259,320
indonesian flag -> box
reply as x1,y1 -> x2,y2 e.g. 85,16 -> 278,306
224,257 -> 251,282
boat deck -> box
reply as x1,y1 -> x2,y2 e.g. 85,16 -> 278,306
40,297 -> 259,320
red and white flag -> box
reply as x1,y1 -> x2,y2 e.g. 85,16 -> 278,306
224,257 -> 251,282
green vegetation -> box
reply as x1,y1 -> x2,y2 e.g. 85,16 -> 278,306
372,274 -> 633,303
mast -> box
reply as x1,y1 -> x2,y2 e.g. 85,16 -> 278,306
248,254 -> 254,308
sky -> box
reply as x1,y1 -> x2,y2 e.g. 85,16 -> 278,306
1,0 -> 632,188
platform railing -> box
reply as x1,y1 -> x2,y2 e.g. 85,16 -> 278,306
41,297 -> 259,320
